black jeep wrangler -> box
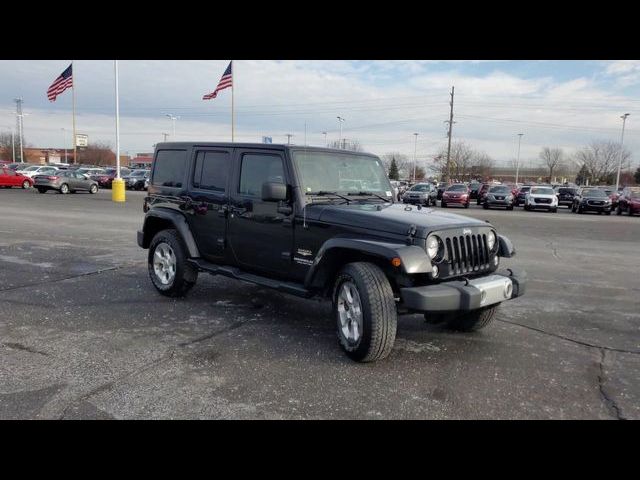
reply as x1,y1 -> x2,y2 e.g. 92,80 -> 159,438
138,143 -> 526,362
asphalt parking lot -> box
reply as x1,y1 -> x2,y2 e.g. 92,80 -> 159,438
1,188 -> 639,419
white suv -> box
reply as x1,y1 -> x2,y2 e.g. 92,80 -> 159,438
524,186 -> 558,213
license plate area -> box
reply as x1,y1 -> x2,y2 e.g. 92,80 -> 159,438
468,275 -> 513,306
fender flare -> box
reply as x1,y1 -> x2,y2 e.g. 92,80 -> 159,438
141,208 -> 201,258
498,234 -> 516,258
304,237 -> 431,289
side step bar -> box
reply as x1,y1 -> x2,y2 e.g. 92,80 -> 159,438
188,258 -> 313,298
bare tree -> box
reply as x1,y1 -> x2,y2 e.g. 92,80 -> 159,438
79,142 -> 116,166
539,147 -> 563,182
381,152 -> 411,179
0,130 -> 15,161
431,141 -> 493,181
574,140 -> 631,184
328,139 -> 364,152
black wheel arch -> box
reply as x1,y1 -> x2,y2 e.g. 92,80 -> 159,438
304,238 -> 431,297
140,208 -> 201,258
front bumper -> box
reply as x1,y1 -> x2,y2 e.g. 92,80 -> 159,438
442,197 -> 468,204
400,268 -> 526,313
580,203 -> 611,212
486,199 -> 513,207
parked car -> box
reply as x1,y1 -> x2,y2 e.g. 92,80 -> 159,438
436,182 -> 449,200
0,167 -> 33,189
555,186 -> 578,208
515,185 -> 533,206
137,142 -> 526,362
13,163 -> 38,172
18,165 -> 59,178
482,185 -> 515,210
441,183 -> 470,208
476,183 -> 491,205
616,187 -> 640,216
571,188 -> 612,215
402,182 -> 437,206
76,167 -> 106,178
92,167 -> 131,188
16,165 -> 58,178
524,186 -> 558,212
124,169 -> 150,190
33,170 -> 99,194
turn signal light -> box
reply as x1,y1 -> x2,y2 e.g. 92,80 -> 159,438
391,257 -> 402,267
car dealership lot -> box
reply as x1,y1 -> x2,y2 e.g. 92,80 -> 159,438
1,188 -> 639,419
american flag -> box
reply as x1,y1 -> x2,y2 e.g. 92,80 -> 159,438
47,64 -> 73,102
203,62 -> 232,100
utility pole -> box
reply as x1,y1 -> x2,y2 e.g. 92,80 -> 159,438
162,133 -> 169,142
14,98 -> 24,163
322,131 -> 327,146
412,133 -> 419,182
615,113 -> 630,191
286,133 -> 293,145
444,86 -> 455,183
515,133 -> 524,184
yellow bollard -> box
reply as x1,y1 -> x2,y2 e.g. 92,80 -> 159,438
111,178 -> 126,203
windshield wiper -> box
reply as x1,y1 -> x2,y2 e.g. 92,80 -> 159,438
347,191 -> 390,202
306,191 -> 351,203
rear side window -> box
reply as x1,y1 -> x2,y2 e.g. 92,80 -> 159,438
193,150 -> 230,192
153,150 -> 187,188
239,153 -> 285,197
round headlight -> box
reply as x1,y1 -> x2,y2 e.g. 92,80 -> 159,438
487,231 -> 496,251
426,235 -> 440,259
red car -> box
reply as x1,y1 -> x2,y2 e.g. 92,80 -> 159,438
616,187 -> 640,216
0,167 -> 33,189
92,167 -> 131,189
441,183 -> 470,208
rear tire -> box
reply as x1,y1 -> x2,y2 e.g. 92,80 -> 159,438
507,205 -> 514,211
445,305 -> 498,332
148,229 -> 198,297
333,262 -> 397,362
37,188 -> 46,194
441,201 -> 447,208
483,203 -> 489,210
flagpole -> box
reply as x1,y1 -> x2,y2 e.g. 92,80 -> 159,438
72,60 -> 77,164
231,60 -> 235,142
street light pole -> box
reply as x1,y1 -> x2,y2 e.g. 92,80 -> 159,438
413,133 -> 419,182
322,131 -> 327,146
515,133 -> 524,184
615,113 -> 630,192
337,116 -> 345,148
164,114 -> 179,139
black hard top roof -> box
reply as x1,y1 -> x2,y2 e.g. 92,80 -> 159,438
153,142 -> 379,157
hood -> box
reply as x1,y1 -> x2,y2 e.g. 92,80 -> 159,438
311,202 -> 489,238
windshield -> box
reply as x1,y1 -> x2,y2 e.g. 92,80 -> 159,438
409,184 -> 431,192
626,189 -> 640,198
489,186 -> 510,194
531,187 -> 554,195
131,170 -> 147,177
447,184 -> 467,192
558,188 -> 576,194
292,151 -> 391,195
24,166 -> 39,171
583,189 -> 607,198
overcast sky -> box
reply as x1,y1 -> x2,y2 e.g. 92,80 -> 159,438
1,60 -> 639,168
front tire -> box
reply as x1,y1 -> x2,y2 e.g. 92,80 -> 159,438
89,184 -> 98,194
445,305 -> 498,332
483,203 -> 489,210
333,262 -> 397,362
22,180 -> 30,189
441,201 -> 447,208
148,229 -> 198,297
59,183 -> 69,194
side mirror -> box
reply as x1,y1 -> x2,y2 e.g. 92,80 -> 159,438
262,182 -> 287,202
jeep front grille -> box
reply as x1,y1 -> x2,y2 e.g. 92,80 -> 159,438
444,233 -> 490,275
